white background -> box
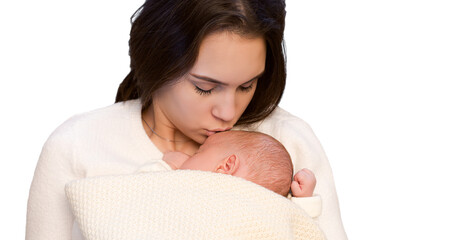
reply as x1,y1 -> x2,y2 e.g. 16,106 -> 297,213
1,1 -> 458,239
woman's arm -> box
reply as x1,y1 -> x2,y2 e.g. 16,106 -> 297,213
248,108 -> 348,240
162,151 -> 190,170
26,123 -> 79,240
279,116 -> 347,240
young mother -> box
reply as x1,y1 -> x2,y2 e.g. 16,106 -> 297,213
26,0 -> 347,239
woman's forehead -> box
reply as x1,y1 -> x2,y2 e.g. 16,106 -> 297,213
189,32 -> 266,86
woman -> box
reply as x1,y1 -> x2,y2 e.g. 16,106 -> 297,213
26,0 -> 347,239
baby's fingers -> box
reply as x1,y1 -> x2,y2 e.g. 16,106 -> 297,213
290,181 -> 302,196
294,168 -> 316,185
293,170 -> 307,182
292,168 -> 316,197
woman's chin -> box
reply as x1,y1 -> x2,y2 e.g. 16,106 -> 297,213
187,133 -> 207,145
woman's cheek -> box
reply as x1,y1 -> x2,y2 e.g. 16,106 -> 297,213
238,90 -> 255,111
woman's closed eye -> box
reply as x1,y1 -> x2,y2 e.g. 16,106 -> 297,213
238,82 -> 254,92
194,81 -> 256,96
194,85 -> 213,96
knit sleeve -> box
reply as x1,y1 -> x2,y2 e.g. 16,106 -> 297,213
250,108 -> 347,240
136,160 -> 173,173
276,115 -> 347,240
290,195 -> 322,219
26,121 -> 79,240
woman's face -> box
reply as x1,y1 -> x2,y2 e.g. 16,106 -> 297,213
155,31 -> 266,144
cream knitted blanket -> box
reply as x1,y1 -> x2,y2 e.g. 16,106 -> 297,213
65,170 -> 326,240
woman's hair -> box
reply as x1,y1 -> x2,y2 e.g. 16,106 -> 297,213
116,0 -> 286,125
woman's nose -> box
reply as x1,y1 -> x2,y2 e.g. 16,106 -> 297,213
211,93 -> 236,122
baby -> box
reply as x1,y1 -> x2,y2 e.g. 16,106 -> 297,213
143,130 -> 315,197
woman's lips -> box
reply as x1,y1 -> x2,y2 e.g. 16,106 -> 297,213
206,131 -> 217,137
205,127 -> 232,137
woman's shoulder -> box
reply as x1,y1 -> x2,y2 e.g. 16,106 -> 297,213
263,107 -> 310,125
48,99 -> 142,141
247,107 -> 315,138
68,99 -> 141,124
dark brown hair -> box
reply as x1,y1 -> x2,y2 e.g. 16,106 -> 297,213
116,0 -> 287,125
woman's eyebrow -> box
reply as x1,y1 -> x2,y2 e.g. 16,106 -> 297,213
189,71 -> 265,86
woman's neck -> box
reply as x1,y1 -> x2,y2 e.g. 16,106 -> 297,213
141,105 -> 200,156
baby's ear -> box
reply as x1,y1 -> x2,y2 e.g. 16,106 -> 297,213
215,154 -> 240,175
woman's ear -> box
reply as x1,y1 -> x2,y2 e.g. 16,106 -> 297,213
215,154 -> 240,175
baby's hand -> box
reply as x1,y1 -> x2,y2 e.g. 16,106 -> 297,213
162,151 -> 190,170
291,168 -> 316,198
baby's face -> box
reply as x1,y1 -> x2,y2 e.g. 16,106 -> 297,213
179,136 -> 229,171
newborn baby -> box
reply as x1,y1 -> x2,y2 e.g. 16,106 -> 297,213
140,130 -> 315,197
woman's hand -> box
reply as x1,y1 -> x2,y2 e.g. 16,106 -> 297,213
162,151 -> 190,170
291,168 -> 316,198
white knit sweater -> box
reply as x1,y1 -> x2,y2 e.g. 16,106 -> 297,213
26,99 -> 347,240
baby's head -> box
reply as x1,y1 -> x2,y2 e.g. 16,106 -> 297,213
180,131 -> 293,196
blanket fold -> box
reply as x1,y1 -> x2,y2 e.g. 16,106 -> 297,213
65,170 -> 325,240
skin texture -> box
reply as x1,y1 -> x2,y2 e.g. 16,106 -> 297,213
162,133 -> 316,197
143,31 -> 314,197
142,31 -> 266,156
162,133 -> 246,176
178,134 -> 233,171
178,133 -> 249,178
291,168 -> 317,197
